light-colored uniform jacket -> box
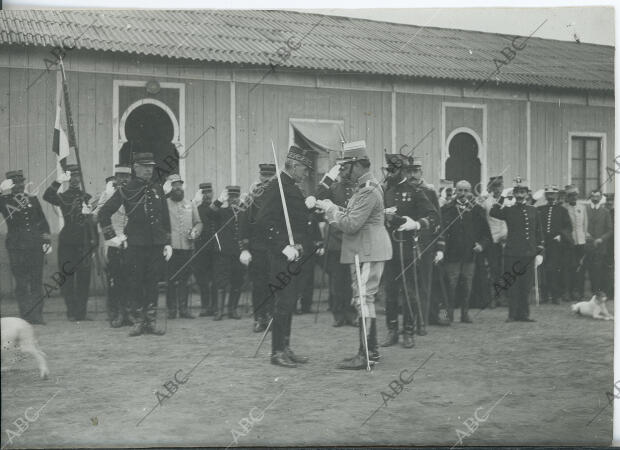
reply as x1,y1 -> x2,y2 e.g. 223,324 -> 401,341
325,172 -> 393,264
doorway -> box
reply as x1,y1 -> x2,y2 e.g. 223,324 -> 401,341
445,132 -> 481,190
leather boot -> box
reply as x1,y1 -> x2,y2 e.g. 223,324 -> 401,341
380,321 -> 399,347
368,318 -> 380,362
179,284 -> 195,319
402,330 -> 415,348
228,288 -> 241,319
271,351 -> 297,368
214,289 -> 226,321
283,336 -> 308,364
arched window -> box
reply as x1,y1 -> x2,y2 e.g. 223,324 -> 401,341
445,131 -> 481,190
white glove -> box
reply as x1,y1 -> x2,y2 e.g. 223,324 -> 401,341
501,188 -> 513,198
305,196 -> 317,209
57,171 -> 71,184
42,243 -> 52,255
433,250 -> 444,264
105,235 -> 125,248
316,247 -> 325,257
473,242 -> 483,253
553,235 -> 561,242
315,199 -> 336,212
189,227 -> 201,240
535,254 -> 543,267
81,202 -> 92,215
0,179 -> 14,194
217,189 -> 228,203
282,245 -> 299,262
239,249 -> 252,266
397,216 -> 421,232
325,164 -> 341,181
163,245 -> 173,262
192,189 -> 203,205
105,180 -> 115,196
503,197 -> 516,208
163,180 -> 172,195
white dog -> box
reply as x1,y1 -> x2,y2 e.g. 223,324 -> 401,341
1,317 -> 49,379
571,293 -> 613,321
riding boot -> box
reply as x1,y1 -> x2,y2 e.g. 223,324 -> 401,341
214,289 -> 226,321
179,284 -> 195,319
380,320 -> 399,347
368,318 -> 380,361
228,288 -> 241,319
338,319 -> 373,370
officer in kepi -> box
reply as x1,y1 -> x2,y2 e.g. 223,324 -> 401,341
490,177 -> 544,322
43,164 -> 97,322
98,152 -> 172,336
313,140 -> 393,370
0,170 -> 51,324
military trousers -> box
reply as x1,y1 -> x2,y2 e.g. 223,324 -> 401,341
504,254 -> 534,320
326,250 -> 355,322
249,248 -> 272,321
7,247 -> 44,323
125,244 -> 165,322
58,243 -> 92,320
106,246 -> 130,321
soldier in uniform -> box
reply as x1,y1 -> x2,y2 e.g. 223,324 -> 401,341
314,141 -> 392,369
0,170 -> 51,324
297,206 -> 323,315
315,164 -> 357,327
562,185 -> 588,302
43,164 -> 96,322
164,174 -> 203,319
536,185 -> 572,304
193,182 -> 218,317
239,164 -> 276,332
256,146 -> 314,368
406,157 -> 443,335
208,186 -> 245,320
92,164 -> 132,327
98,152 -> 171,336
490,177 -> 544,322
380,153 -> 438,349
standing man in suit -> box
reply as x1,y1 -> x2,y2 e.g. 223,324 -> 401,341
490,178 -> 544,322
562,185 -> 589,302
315,141 -> 393,370
536,185 -> 572,304
256,146 -> 315,368
585,190 -> 612,297
43,164 -> 96,322
0,170 -> 51,324
98,152 -> 172,336
440,180 -> 491,323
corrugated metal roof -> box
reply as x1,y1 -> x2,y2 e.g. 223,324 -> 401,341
0,9 -> 613,92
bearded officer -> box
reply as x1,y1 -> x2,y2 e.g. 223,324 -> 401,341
381,153 -> 438,348
98,152 -> 172,336
490,177 -> 544,322
314,141 -> 392,369
43,164 -> 96,322
0,170 -> 51,324
256,146 -> 314,368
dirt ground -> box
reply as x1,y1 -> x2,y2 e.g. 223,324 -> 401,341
0,292 -> 613,447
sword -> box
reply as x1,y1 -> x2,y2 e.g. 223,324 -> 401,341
253,317 -> 273,358
410,233 -> 426,329
534,264 -> 540,307
271,141 -> 295,247
354,254 -> 371,372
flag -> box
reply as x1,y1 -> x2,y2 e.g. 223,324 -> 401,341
53,70 -> 71,171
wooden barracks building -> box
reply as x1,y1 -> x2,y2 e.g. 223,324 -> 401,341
0,9 -> 614,294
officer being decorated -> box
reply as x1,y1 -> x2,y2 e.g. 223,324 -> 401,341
98,152 -> 172,336
0,170 -> 51,324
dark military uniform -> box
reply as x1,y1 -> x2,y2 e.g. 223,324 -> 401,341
490,186 -> 544,321
537,198 -> 572,303
255,147 -> 313,367
383,171 -> 438,347
239,172 -> 275,330
297,210 -> 322,314
207,186 -> 246,320
43,166 -> 96,321
316,176 -> 356,326
98,155 -> 171,335
0,170 -> 50,323
194,183 -> 218,316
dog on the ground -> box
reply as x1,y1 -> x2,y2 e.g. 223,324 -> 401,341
571,293 -> 613,321
1,317 -> 49,379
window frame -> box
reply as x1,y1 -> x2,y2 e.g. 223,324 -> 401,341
568,132 -> 607,197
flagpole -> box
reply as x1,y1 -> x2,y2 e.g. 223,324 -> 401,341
58,56 -> 87,195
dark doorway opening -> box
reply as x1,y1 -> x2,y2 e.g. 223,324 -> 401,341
445,132 -> 481,190
118,103 -> 180,183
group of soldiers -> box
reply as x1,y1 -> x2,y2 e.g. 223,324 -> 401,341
0,141 -> 614,369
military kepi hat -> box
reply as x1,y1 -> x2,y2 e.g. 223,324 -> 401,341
199,182 -> 213,192
384,153 -> 411,169
337,140 -> 369,164
133,152 -> 156,165
544,184 -> 559,193
512,176 -> 529,191
167,174 -> 183,184
259,163 -> 276,176
565,184 -> 579,195
6,169 -> 24,181
286,146 -> 314,170
226,185 -> 241,196
66,164 -> 81,175
114,164 -> 131,175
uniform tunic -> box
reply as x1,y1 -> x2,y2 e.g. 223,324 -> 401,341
536,203 -> 572,301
